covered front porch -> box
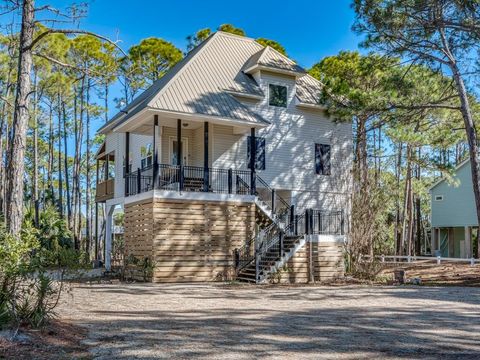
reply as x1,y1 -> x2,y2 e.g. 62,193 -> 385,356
116,111 -> 266,198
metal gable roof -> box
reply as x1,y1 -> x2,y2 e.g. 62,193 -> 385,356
244,46 -> 306,74
296,74 -> 324,106
100,31 -> 328,134
148,32 -> 268,125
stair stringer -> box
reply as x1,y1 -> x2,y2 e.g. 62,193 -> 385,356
254,198 -> 286,231
257,235 -> 307,284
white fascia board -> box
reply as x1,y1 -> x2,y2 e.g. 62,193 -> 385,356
145,107 -> 269,128
244,65 -> 304,78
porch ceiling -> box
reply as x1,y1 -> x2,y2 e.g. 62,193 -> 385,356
114,108 -> 263,135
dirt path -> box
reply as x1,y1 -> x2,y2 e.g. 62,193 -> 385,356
57,283 -> 480,359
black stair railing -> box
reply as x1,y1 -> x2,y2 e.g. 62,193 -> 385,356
252,212 -> 307,282
255,176 -> 291,226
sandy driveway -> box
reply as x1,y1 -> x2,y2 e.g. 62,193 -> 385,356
57,283 -> 480,359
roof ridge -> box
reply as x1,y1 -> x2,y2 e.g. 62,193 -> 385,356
256,46 -> 269,64
215,30 -> 257,42
264,45 -> 297,65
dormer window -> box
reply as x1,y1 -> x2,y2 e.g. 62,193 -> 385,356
269,84 -> 287,108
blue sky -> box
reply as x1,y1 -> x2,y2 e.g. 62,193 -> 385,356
33,0 -> 361,127
42,0 -> 361,69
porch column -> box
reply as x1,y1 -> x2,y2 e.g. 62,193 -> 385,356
465,226 -> 472,258
95,202 -> 99,262
104,204 -> 115,271
203,122 -> 209,192
250,127 -> 256,195
177,119 -> 184,190
124,132 -> 130,196
105,154 -> 109,180
153,115 -> 159,186
177,119 -> 182,166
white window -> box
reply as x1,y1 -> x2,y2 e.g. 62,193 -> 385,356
434,195 -> 444,201
140,143 -> 153,169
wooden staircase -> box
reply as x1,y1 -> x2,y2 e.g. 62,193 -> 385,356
236,233 -> 304,283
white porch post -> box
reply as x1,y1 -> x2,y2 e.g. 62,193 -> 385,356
105,205 -> 115,271
465,226 -> 472,258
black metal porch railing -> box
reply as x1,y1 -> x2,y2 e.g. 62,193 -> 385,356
125,164 -> 255,197
125,166 -> 154,196
310,210 -> 345,235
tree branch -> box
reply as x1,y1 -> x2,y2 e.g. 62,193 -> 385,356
0,95 -> 13,108
32,52 -> 106,77
27,29 -> 126,55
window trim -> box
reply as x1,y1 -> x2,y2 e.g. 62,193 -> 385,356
268,83 -> 288,108
434,195 -> 444,201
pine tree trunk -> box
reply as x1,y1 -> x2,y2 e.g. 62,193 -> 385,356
57,95 -> 63,218
85,79 -> 91,259
401,146 -> 412,256
0,63 -> 13,218
63,102 -> 71,229
6,0 -> 35,235
48,105 -> 53,196
355,116 -> 368,188
32,71 -> 39,226
394,143 -> 403,255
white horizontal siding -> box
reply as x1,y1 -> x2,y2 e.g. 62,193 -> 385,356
212,124 -> 244,169
210,72 -> 352,197
160,127 -> 195,165
106,71 -> 352,214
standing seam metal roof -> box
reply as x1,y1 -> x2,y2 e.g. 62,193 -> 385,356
100,31 -> 325,133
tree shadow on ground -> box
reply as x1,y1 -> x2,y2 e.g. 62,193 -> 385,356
70,284 -> 480,359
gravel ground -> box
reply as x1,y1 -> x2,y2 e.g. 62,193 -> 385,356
57,283 -> 480,359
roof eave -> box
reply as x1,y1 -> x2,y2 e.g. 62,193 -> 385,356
225,90 -> 264,101
148,108 -> 269,128
244,65 -> 305,78
295,101 -> 327,111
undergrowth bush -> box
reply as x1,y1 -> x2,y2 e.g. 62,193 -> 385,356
0,207 -> 87,331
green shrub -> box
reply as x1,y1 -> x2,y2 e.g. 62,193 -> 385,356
0,207 -> 83,330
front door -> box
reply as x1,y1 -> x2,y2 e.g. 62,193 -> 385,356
169,137 -> 188,165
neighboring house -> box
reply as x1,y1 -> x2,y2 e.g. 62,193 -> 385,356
430,159 -> 476,258
95,31 -> 352,283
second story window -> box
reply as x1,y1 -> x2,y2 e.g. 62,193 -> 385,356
315,143 -> 331,175
247,136 -> 266,170
141,144 -> 153,169
269,84 -> 287,108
